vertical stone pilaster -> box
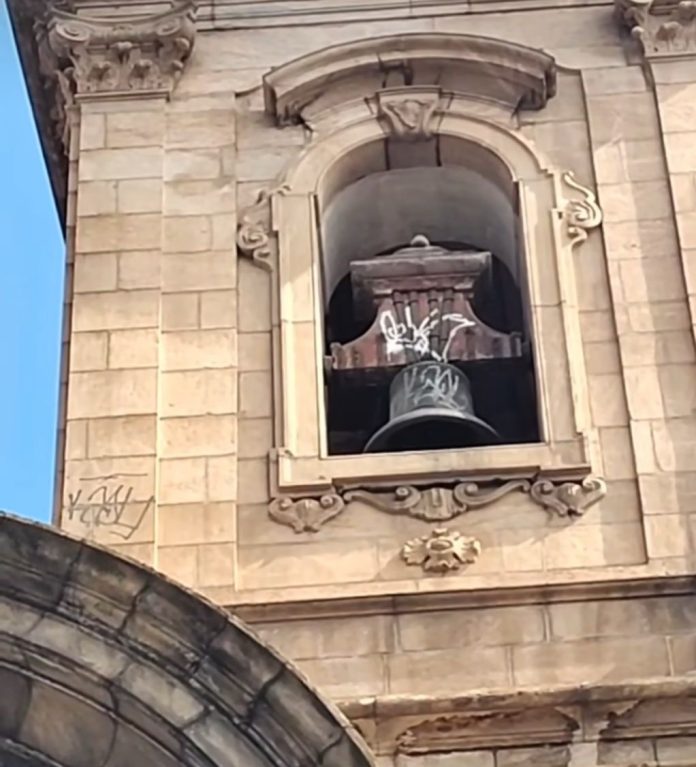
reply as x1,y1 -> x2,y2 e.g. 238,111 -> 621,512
596,5 -> 696,561
36,3 -> 196,568
155,94 -> 239,593
61,96 -> 167,566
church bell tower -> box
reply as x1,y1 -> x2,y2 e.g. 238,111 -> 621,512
8,0 -> 696,763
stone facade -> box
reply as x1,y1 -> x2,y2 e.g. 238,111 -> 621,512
7,0 -> 696,763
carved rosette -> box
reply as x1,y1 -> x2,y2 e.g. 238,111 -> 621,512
236,184 -> 289,271
268,476 -> 607,532
615,0 -> 696,57
561,172 -> 603,248
402,528 -> 481,572
34,2 -> 196,151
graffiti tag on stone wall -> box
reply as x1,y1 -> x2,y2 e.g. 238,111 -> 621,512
65,475 -> 153,541
380,306 -> 475,362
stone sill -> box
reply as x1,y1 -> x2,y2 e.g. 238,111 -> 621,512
229,562 -> 696,622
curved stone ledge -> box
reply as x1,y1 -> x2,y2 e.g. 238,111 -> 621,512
263,33 -> 557,125
0,512 -> 374,767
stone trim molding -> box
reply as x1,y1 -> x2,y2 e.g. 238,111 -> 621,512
263,33 -> 557,125
34,1 -> 196,151
267,476 -> 607,533
0,512 -> 373,767
615,0 -> 696,58
234,574 -> 696,622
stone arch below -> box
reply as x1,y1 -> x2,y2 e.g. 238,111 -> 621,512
0,513 -> 374,767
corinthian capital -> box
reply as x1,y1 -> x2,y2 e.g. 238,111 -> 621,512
36,1 -> 196,100
615,0 -> 696,59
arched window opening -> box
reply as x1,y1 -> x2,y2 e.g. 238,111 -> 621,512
321,153 -> 540,456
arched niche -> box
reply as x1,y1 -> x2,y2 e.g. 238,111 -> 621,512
252,34 -> 600,491
270,106 -> 595,489
309,131 -> 537,454
0,513 -> 374,767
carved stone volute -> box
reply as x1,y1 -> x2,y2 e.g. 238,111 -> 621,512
34,2 -> 197,151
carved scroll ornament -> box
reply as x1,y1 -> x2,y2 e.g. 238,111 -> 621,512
561,172 -> 603,248
344,481 -> 530,522
402,527 -> 481,572
267,476 -> 607,532
615,0 -> 696,57
236,184 -> 289,271
268,494 -> 345,533
529,476 -> 607,518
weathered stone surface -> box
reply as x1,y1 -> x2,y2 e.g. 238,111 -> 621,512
0,516 -> 377,767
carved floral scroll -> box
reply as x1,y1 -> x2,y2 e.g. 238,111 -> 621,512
268,476 -> 607,533
268,493 -> 345,533
236,184 -> 289,271
344,481 -> 530,521
529,476 -> 607,518
561,171 -> 603,248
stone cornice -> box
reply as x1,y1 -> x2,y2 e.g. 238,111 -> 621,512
339,676 -> 696,756
231,572 -> 696,623
615,0 -> 696,59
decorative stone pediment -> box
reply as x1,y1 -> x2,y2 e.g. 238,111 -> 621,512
615,0 -> 696,58
263,33 -> 557,126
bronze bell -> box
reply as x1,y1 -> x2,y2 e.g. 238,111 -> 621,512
364,361 -> 500,453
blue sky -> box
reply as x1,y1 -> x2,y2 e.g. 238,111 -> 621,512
1,1 -> 65,523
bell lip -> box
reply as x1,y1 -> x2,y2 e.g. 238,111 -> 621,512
363,407 -> 501,453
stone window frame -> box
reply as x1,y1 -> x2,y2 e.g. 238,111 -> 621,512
245,34 -> 603,495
